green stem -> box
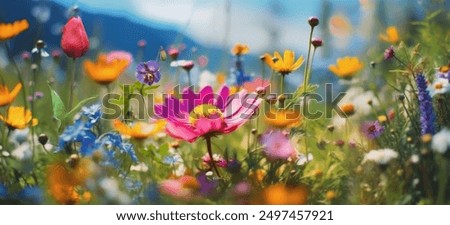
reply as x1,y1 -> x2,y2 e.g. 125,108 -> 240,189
187,71 -> 192,88
302,26 -> 315,94
4,42 -> 27,109
437,155 -> 447,204
68,58 -> 77,110
205,136 -> 221,178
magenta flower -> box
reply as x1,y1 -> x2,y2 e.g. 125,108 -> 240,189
155,85 -> 261,177
155,85 -> 261,143
202,153 -> 227,168
260,130 -> 296,161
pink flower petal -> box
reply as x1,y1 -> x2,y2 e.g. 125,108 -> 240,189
166,121 -> 199,142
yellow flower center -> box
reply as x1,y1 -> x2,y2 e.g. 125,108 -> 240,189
189,104 -> 223,125
435,83 -> 443,90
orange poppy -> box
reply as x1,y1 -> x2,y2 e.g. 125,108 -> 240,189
0,19 -> 29,41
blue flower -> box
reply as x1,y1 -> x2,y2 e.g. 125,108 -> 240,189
233,55 -> 251,86
145,184 -> 161,203
97,133 -> 139,164
136,61 -> 161,85
0,183 -> 7,199
80,103 -> 102,127
416,73 -> 436,135
163,154 -> 182,165
18,186 -> 43,204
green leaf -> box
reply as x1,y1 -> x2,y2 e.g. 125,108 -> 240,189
48,85 -> 66,127
64,96 -> 98,120
158,143 -> 170,157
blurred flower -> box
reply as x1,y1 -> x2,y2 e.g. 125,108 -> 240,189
51,49 -> 62,60
159,175 -> 200,200
32,6 -> 51,23
61,16 -> 89,58
84,54 -> 129,85
431,128 -> 450,154
136,60 -> 161,86
107,51 -> 133,66
329,15 -> 352,37
21,51 -> 31,61
0,83 -> 22,107
130,162 -> 149,172
198,70 -> 216,88
325,190 -> 336,201
263,50 -> 304,75
232,181 -> 251,199
242,77 -> 270,93
113,119 -> 166,140
379,26 -> 399,44
340,103 -> 356,117
11,142 -> 31,161
360,120 -> 385,139
18,186 -> 43,204
261,130 -> 296,161
202,153 -> 227,168
99,177 -> 131,204
0,183 -> 7,199
296,153 -> 313,166
427,78 -> 450,96
167,47 -> 180,60
363,148 -> 398,165
0,107 -> 38,129
329,57 -> 364,79
384,46 -> 395,60
137,39 -> 147,48
416,73 -> 436,135
47,160 -> 93,204
232,49 -> 251,86
197,172 -> 219,196
0,19 -> 29,41
163,154 -> 183,166
28,91 -> 44,102
265,109 -> 301,128
436,63 -> 449,82
154,86 -> 261,143
197,55 -> 208,68
231,43 -> 249,56
258,184 -> 308,205
311,38 -> 323,48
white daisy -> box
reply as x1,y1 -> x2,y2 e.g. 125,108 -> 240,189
363,148 -> 398,165
431,128 -> 450,154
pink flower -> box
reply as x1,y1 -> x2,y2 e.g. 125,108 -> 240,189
154,85 -> 261,142
61,16 -> 89,58
242,77 -> 271,93
202,153 -> 227,168
159,175 -> 199,200
167,47 -> 180,60
261,130 -> 296,161
106,50 -> 133,66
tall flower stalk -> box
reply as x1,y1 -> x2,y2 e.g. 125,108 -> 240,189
415,73 -> 436,135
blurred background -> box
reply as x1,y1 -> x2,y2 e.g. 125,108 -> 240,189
0,0 -> 448,88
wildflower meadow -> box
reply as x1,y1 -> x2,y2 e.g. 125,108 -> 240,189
0,0 -> 449,206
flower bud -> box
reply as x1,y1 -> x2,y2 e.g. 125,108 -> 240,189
38,134 -> 48,146
61,16 -> 89,58
308,16 -> 319,27
311,38 -> 323,48
159,47 -> 167,61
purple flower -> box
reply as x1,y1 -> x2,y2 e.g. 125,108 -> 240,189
136,61 -> 161,85
361,120 -> 385,139
416,73 -> 436,135
384,46 -> 395,60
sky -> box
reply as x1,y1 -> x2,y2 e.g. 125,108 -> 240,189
51,0 -> 336,54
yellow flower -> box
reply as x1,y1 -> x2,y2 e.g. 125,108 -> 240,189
231,43 -> 249,56
263,50 -> 304,75
325,190 -> 337,201
0,19 -> 29,41
83,54 -> 129,85
328,57 -> 364,79
265,109 -> 301,128
216,72 -> 226,85
0,83 -> 22,107
258,183 -> 308,205
113,119 -> 166,140
0,106 -> 38,129
379,26 -> 399,44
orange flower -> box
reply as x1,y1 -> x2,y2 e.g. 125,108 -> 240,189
340,103 -> 355,117
0,19 -> 29,41
379,26 -> 399,44
113,119 -> 166,140
0,83 -> 22,107
231,43 -> 249,56
0,106 -> 38,129
46,159 -> 93,204
328,57 -> 363,79
265,109 -> 301,128
263,50 -> 304,75
258,183 -> 308,205
84,54 -> 129,84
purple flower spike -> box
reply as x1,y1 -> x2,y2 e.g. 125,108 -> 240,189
136,60 -> 161,85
